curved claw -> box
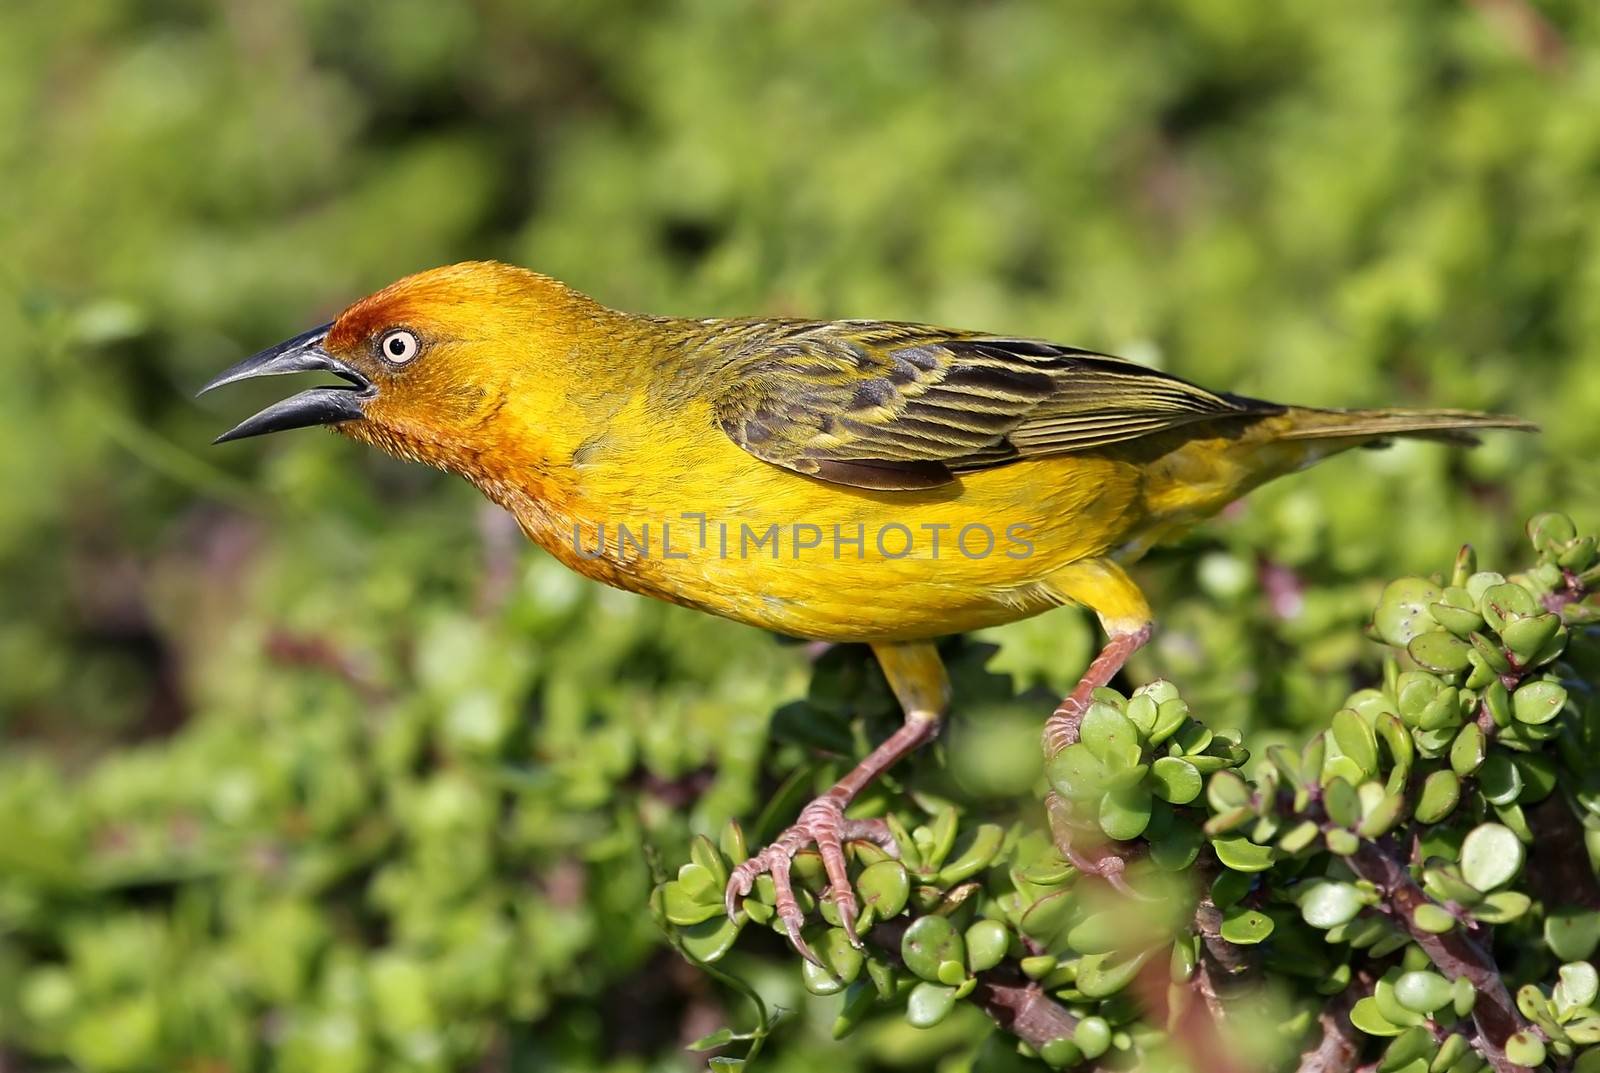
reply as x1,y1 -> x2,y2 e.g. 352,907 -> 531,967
723,870 -> 752,921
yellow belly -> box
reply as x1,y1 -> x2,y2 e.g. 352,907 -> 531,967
570,459 -> 1140,640
488,400 -> 1311,642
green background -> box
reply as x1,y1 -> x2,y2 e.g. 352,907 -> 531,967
1,1 -> 1596,1070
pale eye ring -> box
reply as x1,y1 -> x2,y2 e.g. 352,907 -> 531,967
379,328 -> 420,365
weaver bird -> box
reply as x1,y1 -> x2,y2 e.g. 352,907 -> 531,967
201,261 -> 1533,960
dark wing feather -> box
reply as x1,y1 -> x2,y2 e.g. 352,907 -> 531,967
709,320 -> 1280,490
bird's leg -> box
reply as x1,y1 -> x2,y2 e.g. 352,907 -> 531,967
1036,559 -> 1156,886
1038,558 -> 1156,759
725,641 -> 948,964
1040,624 -> 1152,893
1040,624 -> 1153,758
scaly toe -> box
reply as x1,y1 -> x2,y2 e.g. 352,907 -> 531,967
723,864 -> 755,920
722,794 -> 882,961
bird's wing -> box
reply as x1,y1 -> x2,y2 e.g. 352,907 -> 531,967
709,320 -> 1280,490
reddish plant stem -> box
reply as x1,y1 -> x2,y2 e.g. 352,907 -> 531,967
1527,794 -> 1600,911
1194,895 -> 1258,984
1344,839 -> 1532,1072
969,972 -> 1088,1056
869,919 -> 1095,1062
1541,567 -> 1589,613
1295,983 -> 1368,1073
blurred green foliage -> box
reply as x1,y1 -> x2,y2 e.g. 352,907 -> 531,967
2,1 -> 1599,1070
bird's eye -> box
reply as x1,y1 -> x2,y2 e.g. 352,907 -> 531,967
379,328 -> 420,365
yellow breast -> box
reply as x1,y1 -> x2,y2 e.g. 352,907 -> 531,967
492,394 -> 1159,640
466,382 -> 1335,642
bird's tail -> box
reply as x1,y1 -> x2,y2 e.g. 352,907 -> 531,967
1271,407 -> 1539,448
1131,404 -> 1536,549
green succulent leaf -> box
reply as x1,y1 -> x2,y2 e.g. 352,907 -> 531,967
920,807 -> 960,871
1557,962 -> 1600,1015
1208,770 -> 1252,811
1099,785 -> 1154,841
1332,709 -> 1380,775
1038,1037 -> 1084,1070
663,880 -> 724,926
1502,613 -> 1561,665
1047,744 -> 1106,802
1471,890 -> 1532,924
905,981 -> 959,1029
1068,910 -> 1129,956
1460,823 -> 1525,893
1546,910 -> 1600,963
1379,1026 -> 1435,1072
1478,751 -> 1523,806
1374,976 -> 1428,1029
1149,698 -> 1192,747
1074,1016 -> 1112,1060
1512,679 -> 1568,726
1504,1032 -> 1546,1068
1219,906 -> 1275,945
1414,770 -> 1461,824
1481,582 -> 1539,633
677,860 -> 718,899
1019,954 -> 1058,981
1429,600 -> 1484,638
1210,869 -> 1252,910
1299,881 -> 1366,930
1529,512 -> 1579,551
1412,904 -> 1457,934
1514,753 -> 1559,803
1150,756 -> 1203,804
1408,632 -> 1471,674
1326,828 -> 1361,856
1433,1032 -> 1471,1072
1351,996 -> 1406,1037
1211,836 -> 1276,873
1394,971 -> 1453,1014
1020,891 -> 1076,949
1278,819 -> 1321,854
1469,632 -> 1512,676
1075,948 -> 1153,998
1374,578 -> 1443,646
680,916 -> 743,962
901,916 -> 965,983
1146,807 -> 1203,871
964,920 -> 1008,974
937,824 -> 1005,886
1081,703 -> 1144,767
831,980 -> 878,1040
1324,777 -> 1361,828
1449,722 -> 1487,776
1358,791 -> 1405,839
719,821 -> 749,866
858,860 -> 911,919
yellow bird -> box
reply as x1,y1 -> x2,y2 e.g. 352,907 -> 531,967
201,261 -> 1533,959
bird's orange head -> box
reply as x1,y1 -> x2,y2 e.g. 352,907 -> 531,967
199,261 -> 620,477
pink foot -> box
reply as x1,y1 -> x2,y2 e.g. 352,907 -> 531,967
724,794 -> 895,963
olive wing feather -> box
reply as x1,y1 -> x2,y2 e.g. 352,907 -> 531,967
710,321 -> 1278,491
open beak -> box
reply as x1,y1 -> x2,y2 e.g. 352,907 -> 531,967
198,322 -> 373,444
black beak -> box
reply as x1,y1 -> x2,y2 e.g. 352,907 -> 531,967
198,322 -> 373,444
